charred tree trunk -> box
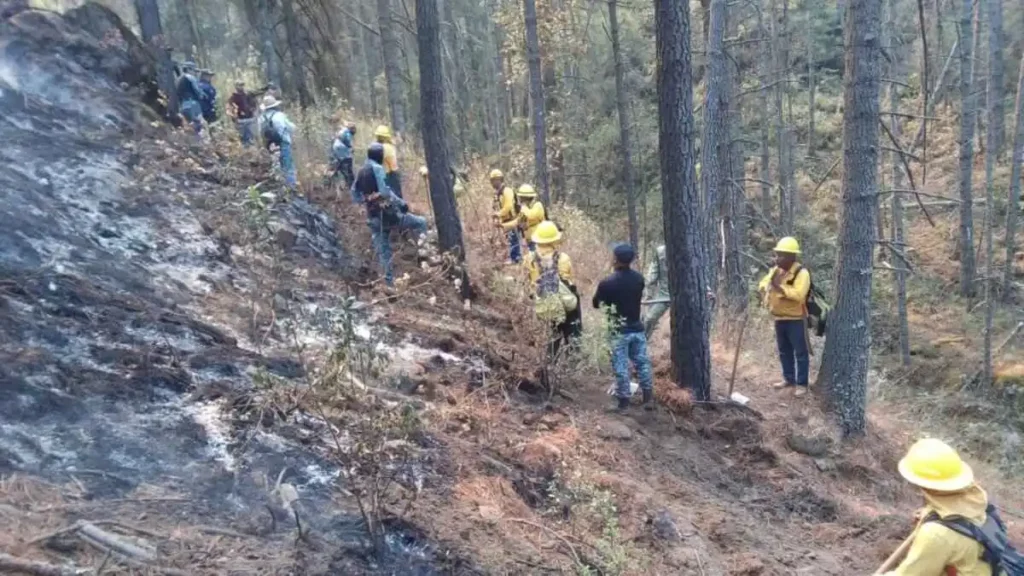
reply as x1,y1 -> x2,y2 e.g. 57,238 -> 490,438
818,0 -> 882,437
701,0 -> 728,293
1003,56 -> 1024,297
523,0 -> 550,204
958,0 -> 977,297
656,0 -> 713,402
609,0 -> 638,248
378,0 -> 408,133
134,0 -> 179,121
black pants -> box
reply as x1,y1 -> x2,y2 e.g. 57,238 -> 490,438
386,171 -> 403,199
337,158 -> 354,189
548,286 -> 583,361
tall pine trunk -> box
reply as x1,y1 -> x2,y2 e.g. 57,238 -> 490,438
1003,55 -> 1024,297
757,0 -> 772,220
701,0 -> 727,294
609,0 -> 638,248
957,0 -> 977,297
887,0 -> 911,366
256,0 -> 281,89
523,0 -> 550,204
981,0 -> 998,384
986,0 -> 1004,154
655,0 -> 713,402
441,0 -> 470,162
378,0 -> 408,133
134,0 -> 179,121
281,0 -> 312,108
818,0 -> 882,437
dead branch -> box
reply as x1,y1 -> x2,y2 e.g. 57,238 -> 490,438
916,0 -> 930,184
881,145 -> 922,162
0,553 -> 84,576
879,118 -> 937,227
78,522 -> 156,562
878,189 -> 960,202
811,157 -> 841,196
876,240 -> 917,272
506,518 -> 585,570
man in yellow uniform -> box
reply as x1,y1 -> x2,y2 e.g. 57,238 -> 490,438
757,237 -> 811,397
881,438 -> 1010,576
490,169 -> 521,263
375,125 -> 402,199
516,184 -> 546,250
524,221 -> 581,358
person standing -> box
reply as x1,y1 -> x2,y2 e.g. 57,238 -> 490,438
351,143 -> 428,289
198,70 -> 218,123
175,61 -> 206,135
516,184 -> 546,251
594,244 -> 654,412
757,237 -> 811,397
525,221 -> 582,359
490,169 -> 521,263
227,81 -> 256,146
643,244 -> 670,337
332,122 -> 357,188
374,125 -> 403,199
259,95 -> 297,188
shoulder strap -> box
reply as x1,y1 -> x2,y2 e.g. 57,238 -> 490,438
786,264 -> 804,285
925,513 -> 999,560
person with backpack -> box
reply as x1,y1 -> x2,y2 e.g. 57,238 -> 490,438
524,221 -> 581,359
332,122 -> 357,188
757,236 -> 811,397
198,69 -> 218,123
490,169 -> 522,264
374,125 -> 403,199
643,244 -> 670,337
594,243 -> 654,413
517,184 -> 546,251
880,438 -> 1024,576
351,143 -> 428,289
259,95 -> 297,188
175,61 -> 206,135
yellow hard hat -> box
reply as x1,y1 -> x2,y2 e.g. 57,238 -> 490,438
516,184 -> 537,198
419,166 -> 429,176
532,220 -> 562,245
773,236 -> 801,254
489,169 -> 504,180
898,438 -> 974,492
374,125 -> 392,139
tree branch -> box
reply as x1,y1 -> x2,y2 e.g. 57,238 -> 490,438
878,118 -> 937,227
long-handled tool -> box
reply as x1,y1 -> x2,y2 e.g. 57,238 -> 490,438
873,531 -> 916,575
726,311 -> 750,402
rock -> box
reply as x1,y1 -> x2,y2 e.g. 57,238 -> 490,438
814,458 -> 836,472
651,509 -> 682,542
597,421 -> 633,440
786,431 -> 832,458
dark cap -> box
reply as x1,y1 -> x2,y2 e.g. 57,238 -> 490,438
613,243 -> 635,265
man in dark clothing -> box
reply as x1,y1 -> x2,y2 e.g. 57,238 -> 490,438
228,81 -> 256,146
198,70 -> 218,123
593,243 -> 654,412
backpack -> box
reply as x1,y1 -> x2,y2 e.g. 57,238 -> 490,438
924,504 -> 1024,576
533,250 -> 578,324
261,111 -> 284,149
788,265 -> 829,337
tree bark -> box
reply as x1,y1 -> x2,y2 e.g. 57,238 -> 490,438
757,0 -> 772,220
523,0 -> 551,204
257,0 -> 281,88
723,23 -> 746,314
609,0 -> 638,248
887,0 -> 911,367
985,0 -> 1004,155
360,0 -> 381,117
178,0 -> 206,64
281,0 -> 313,108
1003,55 -> 1024,297
981,0 -> 998,384
818,0 -> 882,437
134,0 -> 179,121
441,0 -> 470,162
701,0 -> 729,293
957,0 -> 977,297
378,0 -> 408,133
656,0 -> 713,402
416,0 -> 466,265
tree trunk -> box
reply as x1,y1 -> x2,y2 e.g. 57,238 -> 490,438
757,0 -> 772,221
818,0 -> 882,437
971,0 -> 984,152
887,0 -> 911,366
701,0 -> 728,293
134,0 -> 179,121
523,0 -> 551,205
281,0 -> 313,108
958,0 -> 977,297
360,0 -> 380,117
416,0 -> 466,265
985,0 -> 1004,155
257,0 -> 281,88
723,26 -> 745,314
770,0 -> 793,232
807,24 -> 816,155
178,0 -> 206,64
378,0 -> 408,133
655,0 -> 713,402
609,0 -> 638,248
441,0 -> 470,162
981,0 -> 998,384
1003,55 -> 1024,297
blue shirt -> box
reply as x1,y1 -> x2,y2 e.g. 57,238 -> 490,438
332,128 -> 353,161
198,80 -> 217,115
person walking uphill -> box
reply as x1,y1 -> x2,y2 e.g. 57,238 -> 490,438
332,122 -> 356,188
259,95 -> 297,188
227,81 -> 256,146
525,221 -> 582,359
175,62 -> 206,135
758,237 -> 811,397
594,244 -> 654,413
352,143 -> 428,289
644,244 -> 670,337
879,438 -> 1024,575
375,125 -> 403,199
198,70 -> 218,123
517,184 -> 546,251
490,169 -> 521,263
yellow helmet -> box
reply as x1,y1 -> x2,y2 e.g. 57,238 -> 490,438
374,125 -> 392,140
516,184 -> 537,198
898,438 -> 974,492
419,166 -> 429,176
532,220 -> 562,245
489,169 -> 504,180
773,236 -> 801,254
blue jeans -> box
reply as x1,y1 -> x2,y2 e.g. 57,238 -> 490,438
506,229 -> 522,263
181,100 -> 203,134
611,332 -> 653,399
236,118 -> 255,146
368,212 -> 428,286
774,319 -> 809,386
278,140 -> 297,187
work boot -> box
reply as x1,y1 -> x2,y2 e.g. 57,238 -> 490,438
609,396 -> 630,413
793,387 -> 808,398
772,381 -> 792,390
642,389 -> 655,411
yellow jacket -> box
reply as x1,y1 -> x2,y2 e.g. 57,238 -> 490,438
524,245 -> 573,287
520,201 -> 546,241
883,485 -> 992,576
382,142 -> 399,173
758,264 -> 810,319
495,187 -> 519,230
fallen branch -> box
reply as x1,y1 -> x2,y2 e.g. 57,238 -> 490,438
0,553 -> 85,576
78,522 -> 156,562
